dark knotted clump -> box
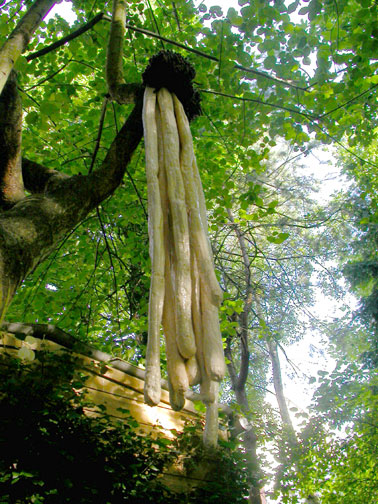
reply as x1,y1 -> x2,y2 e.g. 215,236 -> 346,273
142,50 -> 201,121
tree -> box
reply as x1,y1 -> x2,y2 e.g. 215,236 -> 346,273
2,0 -> 378,501
283,134 -> 378,504
1,0 -> 378,325
215,150 -> 339,501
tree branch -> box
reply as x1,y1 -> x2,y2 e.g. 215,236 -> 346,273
87,97 -> 144,205
22,158 -> 69,193
124,23 -> 306,90
225,332 -> 238,388
227,209 -> 252,392
26,12 -> 109,61
0,0 -> 56,94
0,71 -> 24,207
267,338 -> 297,444
105,0 -> 139,104
88,96 -> 109,173
318,82 -> 378,120
200,88 -> 315,120
21,7 -> 307,92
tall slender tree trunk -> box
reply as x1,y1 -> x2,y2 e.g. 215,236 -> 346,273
266,338 -> 296,445
237,389 -> 263,504
225,209 -> 263,504
267,339 -> 321,504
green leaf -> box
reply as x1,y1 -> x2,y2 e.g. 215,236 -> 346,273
25,111 -> 39,125
267,232 -> 290,244
308,0 -> 321,21
17,347 -> 35,361
264,55 -> 276,69
287,2 -> 299,14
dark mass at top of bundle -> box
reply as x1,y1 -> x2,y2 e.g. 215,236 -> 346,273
142,50 -> 201,121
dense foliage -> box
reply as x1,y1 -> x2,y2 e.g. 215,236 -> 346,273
2,0 -> 377,352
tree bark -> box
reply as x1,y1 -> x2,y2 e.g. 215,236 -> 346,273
26,12 -> 110,61
266,340 -> 321,503
0,0 -> 146,327
0,71 -> 24,207
0,0 -> 56,94
105,0 -> 138,104
267,338 -> 297,445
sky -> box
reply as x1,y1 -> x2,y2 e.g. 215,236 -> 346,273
46,1 -> 77,23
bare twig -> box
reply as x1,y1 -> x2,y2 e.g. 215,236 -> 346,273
25,60 -> 72,91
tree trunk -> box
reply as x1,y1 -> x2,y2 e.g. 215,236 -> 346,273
0,0 -> 144,320
267,340 -> 321,503
0,71 -> 24,207
267,338 -> 296,445
226,340 -> 263,504
224,210 -> 263,504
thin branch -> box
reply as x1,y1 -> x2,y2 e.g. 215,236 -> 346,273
200,88 -> 315,120
20,215 -> 96,316
312,122 -> 378,170
204,87 -> 378,170
276,340 -> 301,378
18,86 -> 40,106
234,63 -> 307,91
146,0 -> 164,50
58,255 -> 100,325
225,334 -> 238,388
25,59 -> 72,91
96,206 -> 121,332
171,2 -> 181,32
126,22 -> 221,61
21,8 -> 307,92
26,12 -> 108,61
227,208 -> 253,392
125,23 -> 307,90
89,96 -> 109,173
318,83 -> 378,119
123,149 -> 148,221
